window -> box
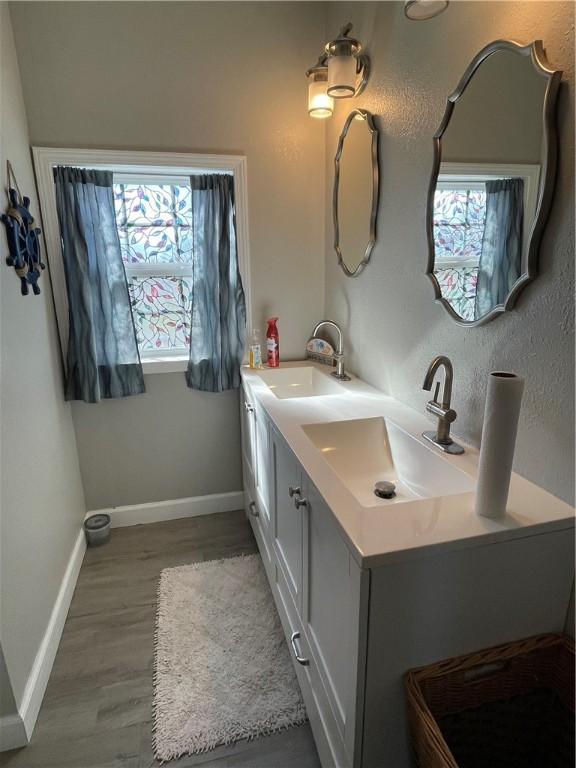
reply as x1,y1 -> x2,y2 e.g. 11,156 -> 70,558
433,184 -> 486,321
432,163 -> 540,322
113,178 -> 195,357
32,149 -> 250,374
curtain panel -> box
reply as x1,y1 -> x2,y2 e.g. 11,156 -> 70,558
54,166 -> 145,403
475,177 -> 524,319
186,174 -> 246,392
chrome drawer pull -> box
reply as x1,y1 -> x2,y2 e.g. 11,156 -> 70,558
294,497 -> 307,509
288,486 -> 301,498
290,631 -> 309,666
249,501 -> 259,517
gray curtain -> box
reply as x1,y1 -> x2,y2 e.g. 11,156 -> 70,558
186,174 -> 246,392
54,167 -> 145,403
475,178 -> 524,319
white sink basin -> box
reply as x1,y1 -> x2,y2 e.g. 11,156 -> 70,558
302,417 -> 474,506
256,366 -> 345,400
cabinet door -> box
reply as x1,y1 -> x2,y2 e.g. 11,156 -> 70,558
253,400 -> 271,532
240,384 -> 256,494
271,428 -> 304,612
303,478 -> 365,763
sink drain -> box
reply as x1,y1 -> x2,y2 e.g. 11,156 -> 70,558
374,480 -> 396,500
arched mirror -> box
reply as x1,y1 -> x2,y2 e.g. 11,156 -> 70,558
333,109 -> 379,277
426,40 -> 561,326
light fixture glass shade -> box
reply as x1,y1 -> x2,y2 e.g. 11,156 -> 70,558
308,80 -> 334,118
404,0 -> 449,20
327,55 -> 357,98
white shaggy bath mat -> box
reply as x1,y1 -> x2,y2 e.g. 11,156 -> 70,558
153,554 -> 306,762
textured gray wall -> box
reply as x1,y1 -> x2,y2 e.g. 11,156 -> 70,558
0,3 -> 86,707
10,1 -> 327,510
9,0 -> 574,513
72,378 -> 242,509
325,1 -> 574,505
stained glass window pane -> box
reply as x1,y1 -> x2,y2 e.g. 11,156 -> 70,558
114,184 -> 192,227
434,190 -> 468,226
467,190 -> 486,225
127,275 -> 192,351
433,188 -> 487,265
114,181 -> 194,353
434,267 -> 479,322
113,184 -> 193,265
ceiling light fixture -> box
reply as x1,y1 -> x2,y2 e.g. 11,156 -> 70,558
404,0 -> 449,20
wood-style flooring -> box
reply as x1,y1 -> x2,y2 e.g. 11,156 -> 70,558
2,511 -> 321,768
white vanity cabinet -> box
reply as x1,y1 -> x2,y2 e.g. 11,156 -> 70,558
269,424 -> 367,767
240,378 -> 574,768
240,383 -> 273,572
242,405 -> 365,766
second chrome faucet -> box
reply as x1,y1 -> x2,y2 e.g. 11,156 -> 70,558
309,320 -> 351,381
422,355 -> 464,455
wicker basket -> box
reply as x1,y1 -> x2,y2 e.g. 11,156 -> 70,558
405,634 -> 575,768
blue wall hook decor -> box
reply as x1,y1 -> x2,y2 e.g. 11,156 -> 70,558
1,161 -> 45,296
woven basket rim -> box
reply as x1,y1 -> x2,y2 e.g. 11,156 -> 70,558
404,633 -> 574,768
405,633 -> 573,684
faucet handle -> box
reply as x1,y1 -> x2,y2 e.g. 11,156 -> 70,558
433,381 -> 441,404
426,400 -> 457,423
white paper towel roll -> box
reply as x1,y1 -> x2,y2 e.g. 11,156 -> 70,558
475,372 -> 525,519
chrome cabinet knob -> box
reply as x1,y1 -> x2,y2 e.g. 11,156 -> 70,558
290,631 -> 309,666
249,501 -> 259,517
288,486 -> 301,498
294,497 -> 307,509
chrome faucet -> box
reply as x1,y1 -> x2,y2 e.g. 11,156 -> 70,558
422,355 -> 464,455
310,320 -> 350,381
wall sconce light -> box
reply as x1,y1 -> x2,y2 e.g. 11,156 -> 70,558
404,0 -> 449,20
306,57 -> 334,119
306,23 -> 370,117
325,23 -> 370,99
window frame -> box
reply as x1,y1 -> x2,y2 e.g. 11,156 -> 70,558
437,162 -> 541,262
33,148 -> 251,375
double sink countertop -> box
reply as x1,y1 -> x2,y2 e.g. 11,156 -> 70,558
241,361 -> 574,568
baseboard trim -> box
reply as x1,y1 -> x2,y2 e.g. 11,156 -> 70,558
87,491 -> 245,528
11,492 -> 242,744
18,528 -> 86,740
0,712 -> 28,751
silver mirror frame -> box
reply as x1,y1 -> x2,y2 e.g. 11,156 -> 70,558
426,40 -> 562,327
333,109 -> 380,278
